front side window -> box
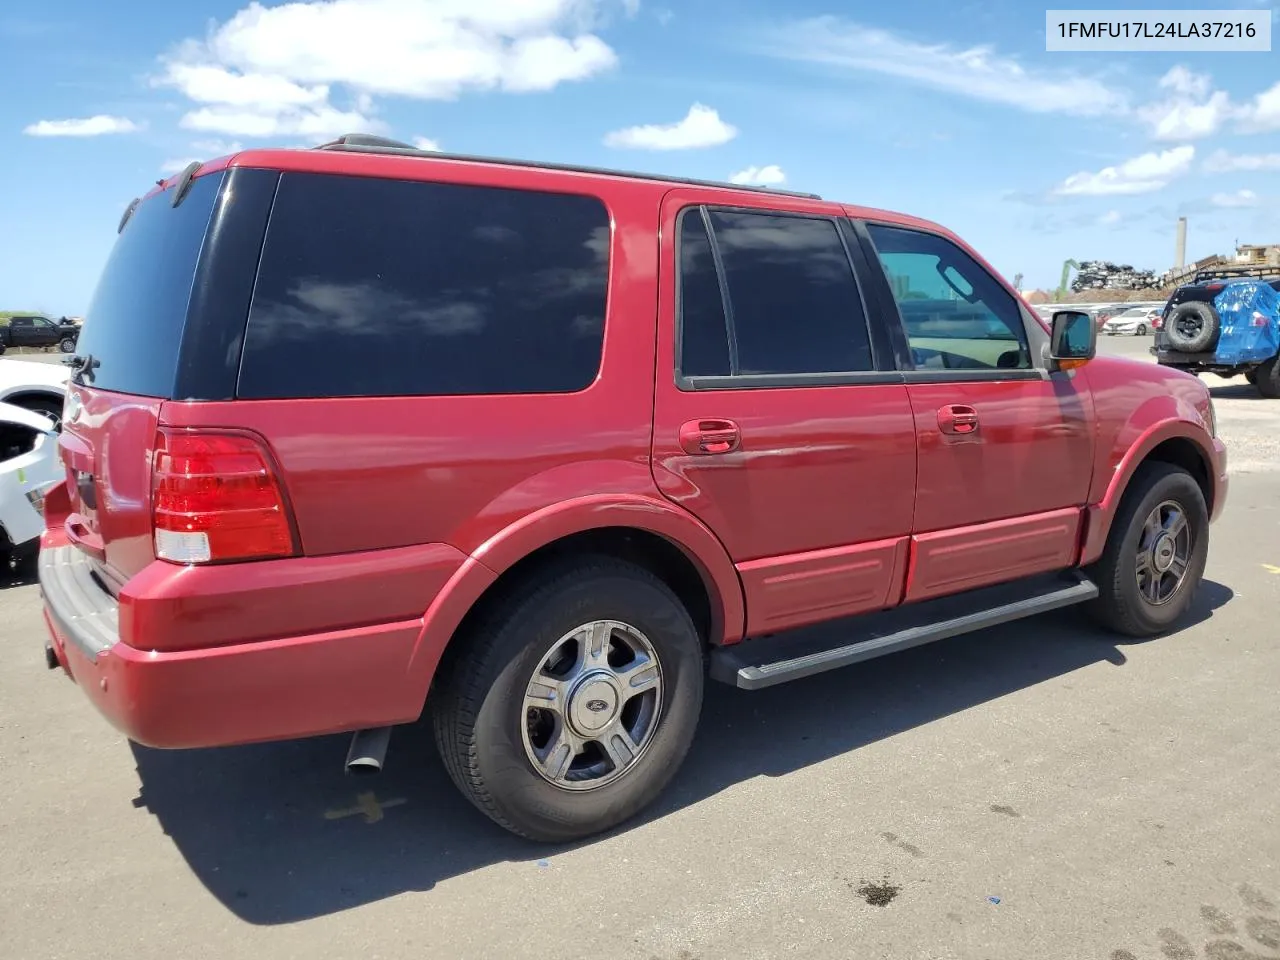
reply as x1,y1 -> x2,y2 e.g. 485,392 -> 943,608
866,224 -> 1031,372
677,207 -> 874,381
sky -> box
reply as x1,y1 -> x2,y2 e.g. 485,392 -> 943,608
2,0 -> 1279,314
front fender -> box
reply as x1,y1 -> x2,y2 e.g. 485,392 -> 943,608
1079,416 -> 1220,566
405,493 -> 746,701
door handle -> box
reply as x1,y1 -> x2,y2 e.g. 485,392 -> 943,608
937,404 -> 979,435
679,419 -> 741,456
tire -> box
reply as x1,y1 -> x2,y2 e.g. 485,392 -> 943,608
1164,301 -> 1219,353
1245,369 -> 1259,385
0,342 -> 6,355
59,337 -> 77,354
1086,462 -> 1209,638
1135,324 -> 1147,336
1254,355 -> 1280,399
16,396 -> 63,432
431,556 -> 704,842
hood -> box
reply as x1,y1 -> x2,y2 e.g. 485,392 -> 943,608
0,357 -> 71,391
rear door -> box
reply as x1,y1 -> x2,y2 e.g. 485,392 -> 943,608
651,190 -> 917,637
852,219 -> 1095,603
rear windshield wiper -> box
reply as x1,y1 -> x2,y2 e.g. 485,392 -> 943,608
64,353 -> 100,385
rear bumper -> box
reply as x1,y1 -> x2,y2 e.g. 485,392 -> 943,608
39,544 -> 448,748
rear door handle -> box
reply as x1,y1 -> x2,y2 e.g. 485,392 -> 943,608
679,419 -> 741,456
937,404 -> 979,435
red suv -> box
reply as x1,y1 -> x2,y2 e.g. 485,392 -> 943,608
39,136 -> 1227,842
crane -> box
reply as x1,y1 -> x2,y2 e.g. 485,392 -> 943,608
1055,259 -> 1080,301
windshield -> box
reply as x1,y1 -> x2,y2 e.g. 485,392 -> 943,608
72,173 -> 223,397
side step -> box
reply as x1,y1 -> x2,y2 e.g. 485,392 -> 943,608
710,571 -> 1099,690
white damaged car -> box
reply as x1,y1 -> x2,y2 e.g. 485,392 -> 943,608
0,357 -> 69,430
0,400 -> 62,568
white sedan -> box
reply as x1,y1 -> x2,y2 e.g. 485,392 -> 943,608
0,400 -> 62,568
1101,307 -> 1161,336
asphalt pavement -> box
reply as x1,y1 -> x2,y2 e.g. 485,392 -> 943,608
1,336 -> 1277,960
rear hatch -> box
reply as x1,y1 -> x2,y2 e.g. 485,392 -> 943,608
59,171 -> 227,589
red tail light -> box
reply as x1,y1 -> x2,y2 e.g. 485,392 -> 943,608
152,429 -> 297,564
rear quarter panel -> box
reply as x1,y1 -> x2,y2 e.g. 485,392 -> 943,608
160,167 -> 666,560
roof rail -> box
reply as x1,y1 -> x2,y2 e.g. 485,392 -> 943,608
1192,264 -> 1280,283
313,133 -> 823,200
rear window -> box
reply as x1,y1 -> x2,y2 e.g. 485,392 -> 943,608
74,174 -> 222,397
237,172 -> 611,399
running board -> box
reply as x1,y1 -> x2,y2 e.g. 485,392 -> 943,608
710,571 -> 1099,690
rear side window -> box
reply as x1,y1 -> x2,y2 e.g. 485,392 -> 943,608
72,174 -> 223,397
676,207 -> 874,381
238,173 -> 611,399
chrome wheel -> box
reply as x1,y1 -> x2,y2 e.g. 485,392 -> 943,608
521,620 -> 663,792
1135,499 -> 1192,605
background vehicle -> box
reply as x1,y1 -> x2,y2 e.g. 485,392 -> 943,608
0,315 -> 79,355
1101,306 -> 1160,336
0,400 -> 60,569
0,357 -> 68,430
1155,266 -> 1280,397
39,138 -> 1227,844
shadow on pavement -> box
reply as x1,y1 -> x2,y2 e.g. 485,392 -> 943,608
1209,383 -> 1262,400
128,578 -> 1234,925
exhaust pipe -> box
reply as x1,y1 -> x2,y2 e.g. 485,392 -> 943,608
344,726 -> 392,776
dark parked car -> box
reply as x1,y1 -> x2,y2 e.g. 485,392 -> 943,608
0,315 -> 79,355
40,136 -> 1227,843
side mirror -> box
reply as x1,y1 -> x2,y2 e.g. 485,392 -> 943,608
1047,310 -> 1095,371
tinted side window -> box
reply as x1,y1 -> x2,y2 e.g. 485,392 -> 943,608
74,173 -> 223,397
676,210 -> 730,378
708,211 -> 872,376
865,224 -> 1031,371
239,173 -> 610,399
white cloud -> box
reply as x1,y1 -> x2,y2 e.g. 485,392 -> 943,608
1159,65 -> 1210,99
160,157 -> 201,174
1098,210 -> 1121,226
1054,146 -> 1195,196
191,138 -> 243,154
179,103 -> 382,140
156,0 -> 622,140
729,164 -> 786,186
23,115 -> 140,137
157,63 -> 328,111
1212,189 -> 1259,208
604,103 -> 737,150
755,17 -> 1126,117
412,136 -> 442,151
1204,149 -> 1280,173
1236,79 -> 1280,132
1138,66 -> 1231,140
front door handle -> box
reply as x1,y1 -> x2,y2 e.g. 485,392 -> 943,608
679,419 -> 741,455
937,404 -> 979,435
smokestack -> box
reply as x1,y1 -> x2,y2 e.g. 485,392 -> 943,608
1175,217 -> 1187,270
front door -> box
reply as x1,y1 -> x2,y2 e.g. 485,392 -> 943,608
854,220 -> 1095,603
651,190 -> 917,638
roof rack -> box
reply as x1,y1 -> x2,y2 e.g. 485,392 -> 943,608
1192,264 -> 1280,283
313,133 -> 824,201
